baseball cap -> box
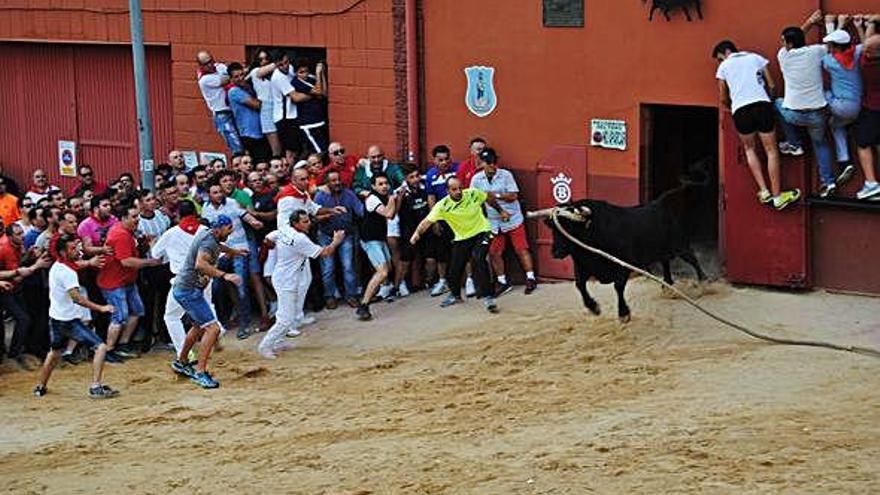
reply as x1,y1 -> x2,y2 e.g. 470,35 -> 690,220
209,214 -> 233,229
479,147 -> 498,164
293,159 -> 309,170
823,29 -> 851,45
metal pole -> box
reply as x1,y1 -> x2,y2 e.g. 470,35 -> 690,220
129,0 -> 155,190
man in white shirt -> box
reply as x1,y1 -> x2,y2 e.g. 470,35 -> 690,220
196,50 -> 243,155
269,52 -> 314,162
33,234 -> 118,399
25,169 -> 60,204
774,11 -> 853,197
713,40 -> 801,211
259,211 -> 345,359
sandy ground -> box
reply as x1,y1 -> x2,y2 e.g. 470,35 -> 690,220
0,278 -> 878,494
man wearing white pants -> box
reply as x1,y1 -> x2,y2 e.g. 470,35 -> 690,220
150,202 -> 225,355
259,209 -> 344,359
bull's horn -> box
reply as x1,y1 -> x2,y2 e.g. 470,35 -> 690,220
556,208 -> 588,222
526,208 -> 554,219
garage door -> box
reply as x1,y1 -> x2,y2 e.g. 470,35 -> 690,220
0,42 -> 172,191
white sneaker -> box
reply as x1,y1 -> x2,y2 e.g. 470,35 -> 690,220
465,278 -> 476,298
397,282 -> 410,297
258,346 -> 277,360
296,315 -> 317,327
286,328 -> 302,338
377,284 -> 393,300
430,279 -> 449,297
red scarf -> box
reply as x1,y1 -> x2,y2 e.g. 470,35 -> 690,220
832,45 -> 857,70
275,184 -> 310,203
179,216 -> 201,235
29,184 -> 49,194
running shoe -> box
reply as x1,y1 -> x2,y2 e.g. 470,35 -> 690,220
325,297 -> 338,310
483,296 -> 499,313
757,189 -> 773,205
397,282 -> 410,298
494,282 -> 513,297
191,371 -> 220,389
818,182 -> 836,198
32,385 -> 47,397
440,294 -> 462,308
430,279 -> 449,297
836,163 -> 856,186
171,359 -> 195,378
297,315 -> 317,327
236,328 -> 251,340
104,351 -> 125,364
258,347 -> 277,360
113,345 -> 139,359
773,189 -> 801,211
356,304 -> 372,321
286,328 -> 302,338
89,384 -> 120,399
779,142 -> 805,156
465,278 -> 477,298
377,283 -> 393,300
856,182 -> 880,200
524,278 -> 538,295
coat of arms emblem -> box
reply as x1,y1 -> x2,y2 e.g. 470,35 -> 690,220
464,66 -> 497,118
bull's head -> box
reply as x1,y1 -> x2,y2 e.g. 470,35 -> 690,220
526,203 -> 593,259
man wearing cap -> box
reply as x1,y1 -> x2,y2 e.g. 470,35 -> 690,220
822,17 -> 863,185
409,176 -> 511,314
172,214 -> 247,389
470,148 -> 538,296
775,10 -> 854,197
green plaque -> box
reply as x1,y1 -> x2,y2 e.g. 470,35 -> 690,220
543,0 -> 584,28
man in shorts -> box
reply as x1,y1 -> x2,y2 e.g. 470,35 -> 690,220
356,173 -> 398,321
33,234 -> 118,399
171,215 -> 247,389
713,39 -> 801,210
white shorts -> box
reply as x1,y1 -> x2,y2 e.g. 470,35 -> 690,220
387,215 -> 400,238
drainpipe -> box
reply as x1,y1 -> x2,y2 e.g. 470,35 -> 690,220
405,0 -> 419,163
129,0 -> 155,191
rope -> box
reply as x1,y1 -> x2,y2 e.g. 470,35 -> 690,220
550,211 -> 880,359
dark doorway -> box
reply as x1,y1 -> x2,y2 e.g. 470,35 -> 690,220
640,104 -> 720,279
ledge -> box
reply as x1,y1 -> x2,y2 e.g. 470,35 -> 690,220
806,196 -> 880,212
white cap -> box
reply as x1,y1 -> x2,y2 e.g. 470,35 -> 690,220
823,29 -> 851,45
293,160 -> 309,170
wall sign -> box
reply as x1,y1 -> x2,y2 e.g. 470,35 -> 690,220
590,119 -> 627,150
543,0 -> 584,27
199,151 -> 228,167
58,140 -> 77,177
182,151 -> 199,171
464,66 -> 497,118
646,0 -> 704,22
551,172 -> 573,203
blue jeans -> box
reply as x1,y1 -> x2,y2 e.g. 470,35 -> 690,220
172,286 -> 218,328
318,231 -> 358,300
774,98 -> 835,186
213,111 -> 243,155
825,90 -> 861,163
101,284 -> 145,325
215,253 -> 252,329
49,318 -> 104,351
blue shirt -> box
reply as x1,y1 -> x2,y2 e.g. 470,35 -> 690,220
822,45 -> 864,103
23,228 -> 41,250
424,163 -> 459,200
228,86 -> 263,139
314,188 -> 364,235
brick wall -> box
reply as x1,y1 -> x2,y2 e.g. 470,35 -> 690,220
0,0 -> 406,163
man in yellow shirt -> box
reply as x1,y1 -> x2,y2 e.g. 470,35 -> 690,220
410,177 -> 509,312
0,177 -> 21,228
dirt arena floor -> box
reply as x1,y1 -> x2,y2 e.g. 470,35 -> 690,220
0,278 -> 878,494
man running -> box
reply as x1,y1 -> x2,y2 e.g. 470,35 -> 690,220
171,215 -> 247,389
33,234 -> 118,399
259,210 -> 344,359
410,177 -> 510,313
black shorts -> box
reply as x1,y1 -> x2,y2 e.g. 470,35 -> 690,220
298,122 -> 329,155
275,119 -> 302,156
241,136 -> 272,163
733,101 -> 775,135
422,221 -> 453,263
398,235 -> 425,262
855,107 -> 880,148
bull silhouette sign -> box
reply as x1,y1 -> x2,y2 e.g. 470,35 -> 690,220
644,0 -> 704,21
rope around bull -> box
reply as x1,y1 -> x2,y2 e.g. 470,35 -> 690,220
549,211 -> 880,359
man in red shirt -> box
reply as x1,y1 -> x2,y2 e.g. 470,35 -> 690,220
98,204 -> 162,358
0,223 -> 51,368
320,141 -> 358,188
456,137 -> 487,188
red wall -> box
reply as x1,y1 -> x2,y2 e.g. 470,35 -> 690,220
0,0 -> 403,178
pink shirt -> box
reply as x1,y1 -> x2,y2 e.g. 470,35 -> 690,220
76,215 -> 118,246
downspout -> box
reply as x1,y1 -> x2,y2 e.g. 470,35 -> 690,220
405,0 -> 419,163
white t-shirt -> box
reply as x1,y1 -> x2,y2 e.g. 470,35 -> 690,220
270,68 -> 298,122
197,63 -> 230,112
248,67 -> 274,103
715,52 -> 771,113
778,45 -> 828,110
277,195 -> 320,238
201,199 -> 248,248
266,230 -> 321,291
49,262 -> 84,321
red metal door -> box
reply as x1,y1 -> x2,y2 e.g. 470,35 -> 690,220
720,114 -> 810,288
534,145 -> 588,280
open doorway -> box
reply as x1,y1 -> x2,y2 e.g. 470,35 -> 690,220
640,104 -> 720,279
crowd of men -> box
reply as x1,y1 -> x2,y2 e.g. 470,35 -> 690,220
0,135 -> 539,396
714,12 -> 880,207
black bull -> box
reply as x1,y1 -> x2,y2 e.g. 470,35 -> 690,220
528,191 -> 706,322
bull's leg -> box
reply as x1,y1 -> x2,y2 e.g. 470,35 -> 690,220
614,275 -> 631,323
679,251 -> 707,281
575,264 -> 601,316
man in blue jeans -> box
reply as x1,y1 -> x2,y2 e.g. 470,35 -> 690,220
196,50 -> 243,155
315,170 -> 364,309
775,10 -> 855,197
172,215 -> 247,389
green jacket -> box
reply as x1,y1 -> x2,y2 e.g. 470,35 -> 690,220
353,161 -> 405,197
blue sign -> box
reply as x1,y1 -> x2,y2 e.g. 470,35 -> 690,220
464,66 -> 497,118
